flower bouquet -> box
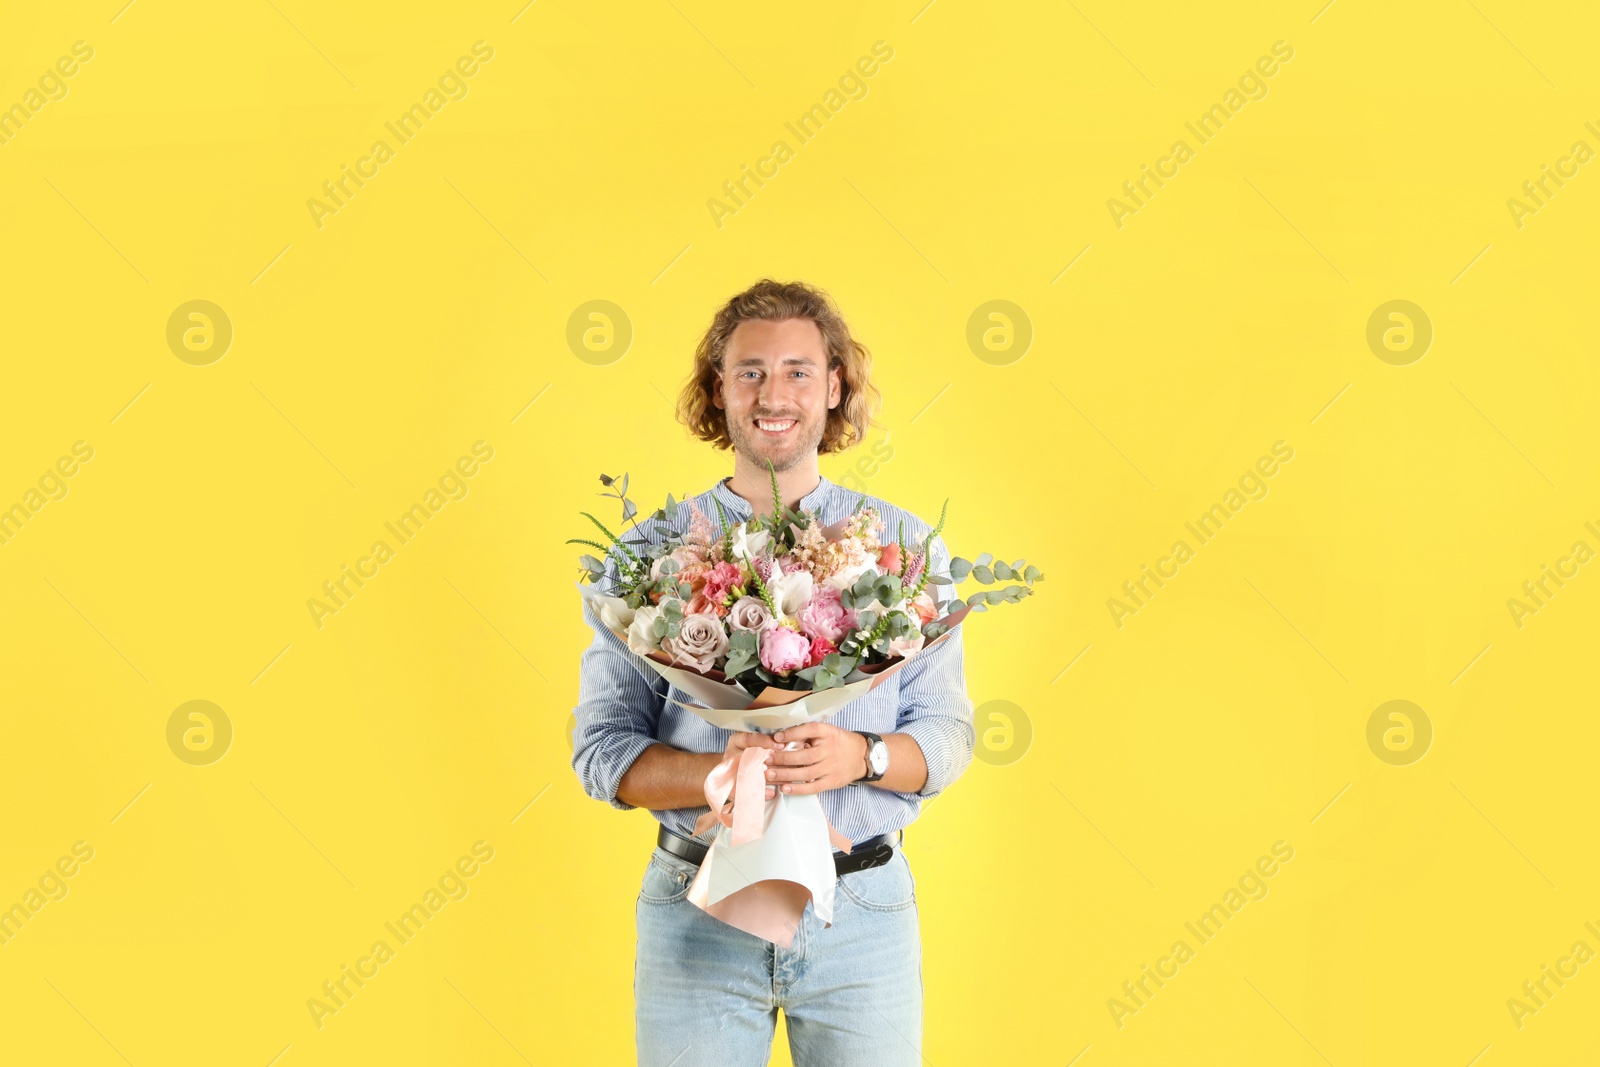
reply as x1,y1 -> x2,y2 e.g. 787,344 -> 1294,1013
572,463 -> 1043,945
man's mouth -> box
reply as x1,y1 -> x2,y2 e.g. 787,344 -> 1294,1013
754,417 -> 797,437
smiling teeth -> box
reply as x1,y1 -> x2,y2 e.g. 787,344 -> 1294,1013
757,419 -> 794,431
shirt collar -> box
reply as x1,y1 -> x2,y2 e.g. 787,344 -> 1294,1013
711,471 -> 838,520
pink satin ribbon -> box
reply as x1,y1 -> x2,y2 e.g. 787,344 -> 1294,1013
692,744 -> 854,853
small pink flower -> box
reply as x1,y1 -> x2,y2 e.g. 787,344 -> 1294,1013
910,592 -> 939,626
700,561 -> 744,609
759,625 -> 811,675
797,585 -> 858,645
877,542 -> 903,575
804,636 -> 838,669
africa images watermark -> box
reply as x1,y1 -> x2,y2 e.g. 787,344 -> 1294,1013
306,840 -> 495,1029
0,841 -> 95,948
1505,120 -> 1600,230
307,440 -> 495,628
1107,441 -> 1295,629
307,41 -> 496,230
1504,514 -> 1600,630
1505,918 -> 1600,1030
0,440 -> 96,548
0,40 -> 95,148
1106,40 -> 1296,229
1108,840 -> 1296,1029
706,40 -> 895,229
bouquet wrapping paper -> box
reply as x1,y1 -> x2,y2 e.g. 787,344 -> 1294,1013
580,580 -> 970,945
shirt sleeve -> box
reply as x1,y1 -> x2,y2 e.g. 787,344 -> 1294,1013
570,557 -> 670,812
892,533 -> 976,800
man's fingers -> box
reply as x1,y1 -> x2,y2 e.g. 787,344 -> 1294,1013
773,723 -> 825,743
766,746 -> 825,768
765,764 -> 821,783
779,777 -> 826,795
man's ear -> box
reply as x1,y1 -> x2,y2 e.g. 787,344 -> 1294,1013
711,370 -> 726,411
827,364 -> 841,409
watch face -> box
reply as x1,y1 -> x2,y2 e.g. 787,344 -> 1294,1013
869,741 -> 889,774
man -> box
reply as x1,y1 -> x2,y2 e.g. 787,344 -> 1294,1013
571,278 -> 975,1066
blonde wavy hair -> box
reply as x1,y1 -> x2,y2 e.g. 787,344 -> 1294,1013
676,278 -> 881,455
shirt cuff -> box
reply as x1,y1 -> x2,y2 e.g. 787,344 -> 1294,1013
581,731 -> 660,812
896,707 -> 976,799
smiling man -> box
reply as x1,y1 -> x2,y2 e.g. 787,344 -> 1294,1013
570,278 -> 975,1066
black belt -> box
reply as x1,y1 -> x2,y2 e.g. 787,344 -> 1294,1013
657,822 -> 902,877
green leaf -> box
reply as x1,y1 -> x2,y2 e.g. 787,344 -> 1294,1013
1024,565 -> 1042,583
949,558 -> 972,581
992,560 -> 1013,580
975,552 -> 993,567
925,573 -> 951,585
973,564 -> 994,584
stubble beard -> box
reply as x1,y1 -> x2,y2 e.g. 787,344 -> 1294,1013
728,408 -> 825,473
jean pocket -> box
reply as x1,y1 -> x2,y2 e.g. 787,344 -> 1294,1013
639,848 -> 697,905
836,849 -> 915,912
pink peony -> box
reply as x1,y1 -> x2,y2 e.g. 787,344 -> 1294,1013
797,585 -> 858,645
759,625 -> 811,675
804,635 -> 838,669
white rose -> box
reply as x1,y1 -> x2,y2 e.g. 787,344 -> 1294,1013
626,606 -> 663,655
824,560 -> 877,593
596,596 -> 636,632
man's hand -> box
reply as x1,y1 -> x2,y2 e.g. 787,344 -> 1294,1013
724,731 -> 780,800
763,723 -> 868,795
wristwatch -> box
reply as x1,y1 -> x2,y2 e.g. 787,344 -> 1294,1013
856,731 -> 889,783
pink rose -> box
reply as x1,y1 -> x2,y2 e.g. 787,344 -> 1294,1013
804,636 -> 838,669
759,625 -> 811,675
877,542 -> 902,575
797,585 -> 858,645
910,591 -> 939,626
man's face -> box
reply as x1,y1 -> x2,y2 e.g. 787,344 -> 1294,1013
713,317 -> 841,471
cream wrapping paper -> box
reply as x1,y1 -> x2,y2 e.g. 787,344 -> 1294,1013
578,580 -> 969,946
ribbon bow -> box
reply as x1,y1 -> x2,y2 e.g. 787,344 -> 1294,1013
691,743 -> 855,853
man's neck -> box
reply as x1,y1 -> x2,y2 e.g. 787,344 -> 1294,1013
725,453 -> 821,519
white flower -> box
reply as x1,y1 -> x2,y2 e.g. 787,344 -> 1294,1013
766,558 -> 814,620
596,596 -> 636,632
626,606 -> 663,656
823,560 -> 877,593
730,522 -> 770,564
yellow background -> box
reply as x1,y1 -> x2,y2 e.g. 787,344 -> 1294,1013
2,0 -> 1597,1063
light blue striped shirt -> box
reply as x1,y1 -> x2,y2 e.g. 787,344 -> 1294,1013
570,471 -> 975,845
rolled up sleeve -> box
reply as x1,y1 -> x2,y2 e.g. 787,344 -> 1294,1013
894,534 -> 975,800
570,569 -> 669,811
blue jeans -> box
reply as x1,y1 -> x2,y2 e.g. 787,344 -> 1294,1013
635,843 -> 923,1066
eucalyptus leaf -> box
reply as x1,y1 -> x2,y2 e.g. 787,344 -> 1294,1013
949,558 -> 972,581
993,561 -> 1013,580
973,564 -> 994,585
975,552 -> 993,568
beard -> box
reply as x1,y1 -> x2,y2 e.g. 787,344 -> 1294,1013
726,408 -> 826,471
